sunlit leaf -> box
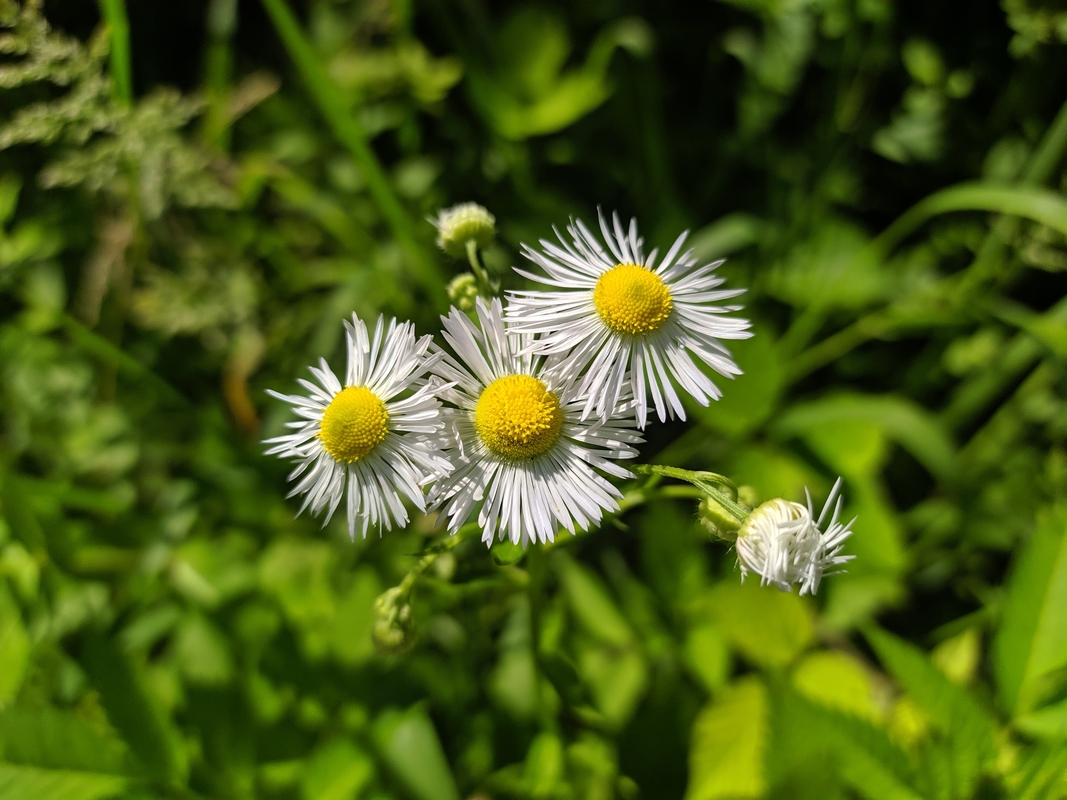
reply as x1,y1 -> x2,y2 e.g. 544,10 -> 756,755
0,764 -> 126,800
773,393 -> 959,485
993,505 -> 1067,717
705,581 -> 814,668
685,677 -> 767,799
865,627 -> 996,798
301,739 -> 374,800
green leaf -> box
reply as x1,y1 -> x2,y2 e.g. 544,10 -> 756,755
171,613 -> 235,686
685,677 -> 767,799
864,627 -> 996,798
577,643 -> 648,728
688,213 -> 766,260
0,764 -> 126,800
773,392 -> 958,485
0,583 -> 29,706
993,505 -> 1067,716
80,633 -> 186,782
0,707 -> 127,774
705,581 -> 814,668
1010,740 -> 1067,800
874,182 -> 1067,254
555,555 -> 633,647
1015,697 -> 1067,738
372,706 -> 459,800
301,739 -> 374,800
683,623 -> 731,694
792,651 -> 878,721
771,688 -> 917,800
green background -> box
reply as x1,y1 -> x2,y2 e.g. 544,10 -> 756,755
0,0 -> 1066,797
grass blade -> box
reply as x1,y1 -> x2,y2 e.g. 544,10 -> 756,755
258,0 -> 446,306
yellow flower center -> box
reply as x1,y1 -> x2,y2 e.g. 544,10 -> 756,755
593,263 -> 673,335
475,374 -> 563,460
319,386 -> 389,463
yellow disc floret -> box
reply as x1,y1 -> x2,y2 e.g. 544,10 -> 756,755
319,386 -> 389,463
593,263 -> 673,335
475,374 -> 563,460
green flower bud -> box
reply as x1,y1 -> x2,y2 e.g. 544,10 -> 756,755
372,586 -> 415,654
698,495 -> 744,541
430,203 -> 495,258
447,272 -> 480,312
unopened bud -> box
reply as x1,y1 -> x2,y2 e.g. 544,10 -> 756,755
430,203 -> 495,258
447,273 -> 480,311
372,586 -> 415,654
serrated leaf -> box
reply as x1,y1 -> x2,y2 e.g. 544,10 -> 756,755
686,677 -> 767,800
864,627 -> 996,799
993,505 -> 1067,717
0,764 -> 126,800
0,707 -> 127,774
772,687 -> 918,800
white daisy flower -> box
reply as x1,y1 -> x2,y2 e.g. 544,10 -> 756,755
265,314 -> 451,539
506,209 -> 752,428
428,297 -> 642,547
735,478 -> 856,595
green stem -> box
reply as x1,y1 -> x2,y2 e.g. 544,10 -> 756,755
465,239 -> 494,296
258,0 -> 446,307
99,0 -> 132,106
1024,97 -> 1067,185
632,464 -> 749,524
394,522 -> 480,599
201,0 -> 238,149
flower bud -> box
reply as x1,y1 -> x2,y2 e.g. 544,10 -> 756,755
735,478 -> 855,595
447,272 -> 480,311
430,203 -> 496,258
372,586 -> 415,654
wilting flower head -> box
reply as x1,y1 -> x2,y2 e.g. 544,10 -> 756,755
427,297 -> 642,547
735,478 -> 855,595
264,314 -> 451,538
506,209 -> 751,428
431,202 -> 496,258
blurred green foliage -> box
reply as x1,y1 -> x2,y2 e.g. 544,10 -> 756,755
0,0 -> 1066,798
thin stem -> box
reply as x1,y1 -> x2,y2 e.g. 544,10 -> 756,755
631,464 -> 749,525
465,239 -> 494,296
633,464 -> 737,496
99,0 -> 132,106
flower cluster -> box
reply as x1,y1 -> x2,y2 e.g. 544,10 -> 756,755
266,204 -> 856,592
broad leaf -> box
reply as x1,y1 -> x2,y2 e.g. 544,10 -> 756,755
686,677 -> 767,800
372,706 -> 459,800
993,505 -> 1067,717
773,393 -> 959,485
0,764 -> 125,800
706,580 -> 814,668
